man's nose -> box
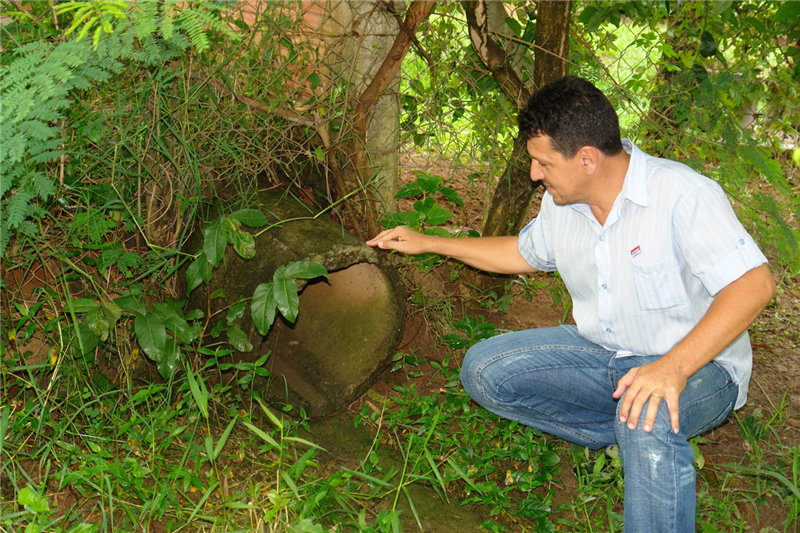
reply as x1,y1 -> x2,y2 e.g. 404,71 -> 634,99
530,162 -> 543,181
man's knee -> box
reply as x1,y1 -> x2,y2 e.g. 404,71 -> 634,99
460,344 -> 485,399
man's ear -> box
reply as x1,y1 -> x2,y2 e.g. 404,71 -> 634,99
578,146 -> 600,174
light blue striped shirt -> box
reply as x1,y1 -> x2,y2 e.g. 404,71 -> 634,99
518,140 -> 768,409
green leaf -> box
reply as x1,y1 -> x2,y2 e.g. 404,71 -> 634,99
157,338 -> 180,380
408,78 -> 426,96
203,219 -> 227,268
185,309 -> 204,321
251,282 -> 277,336
86,308 -> 110,340
243,421 -> 279,448
699,31 -> 716,58
281,261 -> 328,281
223,217 -> 256,259
226,326 -> 253,353
710,0 -> 733,17
228,208 -> 268,227
153,302 -> 198,344
422,226 -> 452,236
69,323 -> 101,359
540,450 -> 560,467
186,253 -> 212,293
439,186 -> 464,206
273,275 -> 300,323
228,224 -> 256,259
226,300 -> 248,326
69,297 -> 98,314
134,313 -> 166,362
67,522 -> 99,533
380,211 -> 422,229
186,364 -> 209,420
504,16 -> 522,37
395,182 -> 422,198
213,418 -> 237,460
98,301 -> 122,323
775,1 -> 800,21
18,486 -> 49,513
421,205 -> 453,226
578,6 -> 602,32
307,72 -> 321,90
416,174 -> 442,194
578,6 -> 597,24
114,295 -> 146,317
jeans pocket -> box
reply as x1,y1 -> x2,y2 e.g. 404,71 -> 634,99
690,397 -> 735,438
682,363 -> 738,438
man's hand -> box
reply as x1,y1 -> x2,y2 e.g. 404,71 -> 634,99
366,226 -> 432,255
613,357 -> 688,434
367,227 -> 537,275
613,263 -> 776,435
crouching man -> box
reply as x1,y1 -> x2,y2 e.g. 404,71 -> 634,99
368,75 -> 776,532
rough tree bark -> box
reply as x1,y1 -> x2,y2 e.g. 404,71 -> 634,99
465,0 -> 572,238
351,0 -> 436,237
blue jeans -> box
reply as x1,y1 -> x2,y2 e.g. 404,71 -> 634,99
460,325 -> 738,533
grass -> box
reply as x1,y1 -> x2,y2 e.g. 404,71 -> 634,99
3,265 -> 798,532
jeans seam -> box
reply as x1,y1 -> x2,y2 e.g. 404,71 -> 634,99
474,345 -> 613,381
499,400 -> 613,448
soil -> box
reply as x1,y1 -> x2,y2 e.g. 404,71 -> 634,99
343,150 -> 800,531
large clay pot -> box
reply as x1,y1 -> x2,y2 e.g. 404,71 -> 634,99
184,189 -> 405,417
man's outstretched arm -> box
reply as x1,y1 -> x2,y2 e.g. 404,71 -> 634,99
613,263 -> 777,433
367,226 -> 538,275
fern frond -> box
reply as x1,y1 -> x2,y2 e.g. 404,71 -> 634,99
18,120 -> 59,142
6,190 -> 34,229
17,219 -> 39,238
0,41 -> 53,95
2,131 -> 29,164
29,151 -> 64,165
30,172 -> 56,200
25,107 -> 63,124
0,215 -> 10,258
27,138 -> 64,160
132,0 -> 160,39
175,9 -> 209,53
0,166 -> 25,199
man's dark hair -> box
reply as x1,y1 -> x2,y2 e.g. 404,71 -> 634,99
518,75 -> 624,158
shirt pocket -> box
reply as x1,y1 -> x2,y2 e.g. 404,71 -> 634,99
629,257 -> 690,313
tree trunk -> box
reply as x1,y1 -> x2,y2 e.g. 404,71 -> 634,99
480,0 -> 572,238
481,133 -> 534,238
351,0 -> 436,237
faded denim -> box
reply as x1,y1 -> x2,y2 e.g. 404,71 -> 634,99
460,325 -> 738,532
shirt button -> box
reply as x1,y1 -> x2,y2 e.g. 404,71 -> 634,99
599,236 -> 605,241
601,283 -> 608,290
605,328 -> 612,334
739,238 -> 745,245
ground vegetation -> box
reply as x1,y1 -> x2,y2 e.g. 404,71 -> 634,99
1,1 -> 799,532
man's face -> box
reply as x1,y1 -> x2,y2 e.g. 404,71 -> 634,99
526,135 -> 587,206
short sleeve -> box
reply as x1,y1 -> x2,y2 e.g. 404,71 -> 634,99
518,195 -> 558,271
673,182 -> 768,295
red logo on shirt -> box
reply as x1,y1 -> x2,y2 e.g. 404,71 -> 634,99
630,245 -> 641,257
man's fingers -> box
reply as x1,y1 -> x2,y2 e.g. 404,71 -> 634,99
613,369 -> 636,400
642,394 -> 662,432
623,392 -> 647,430
669,398 -> 681,434
614,369 -> 637,423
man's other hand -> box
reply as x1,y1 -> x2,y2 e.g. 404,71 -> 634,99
613,358 -> 687,434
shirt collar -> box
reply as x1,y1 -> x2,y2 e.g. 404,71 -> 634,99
620,139 -> 649,208
568,139 -> 650,223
